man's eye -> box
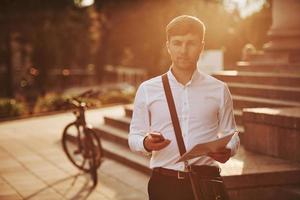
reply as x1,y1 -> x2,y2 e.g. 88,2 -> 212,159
188,41 -> 197,46
173,41 -> 181,46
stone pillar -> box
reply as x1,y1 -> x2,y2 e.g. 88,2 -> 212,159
263,0 -> 300,63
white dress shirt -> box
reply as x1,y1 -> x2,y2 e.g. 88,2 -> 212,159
128,69 -> 240,171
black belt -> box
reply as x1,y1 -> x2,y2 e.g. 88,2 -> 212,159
153,165 -> 221,180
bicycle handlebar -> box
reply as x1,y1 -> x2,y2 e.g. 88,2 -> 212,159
74,89 -> 94,99
67,89 -> 100,108
58,89 -> 101,110
68,99 -> 83,108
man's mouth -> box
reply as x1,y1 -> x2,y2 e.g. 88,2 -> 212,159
178,58 -> 190,62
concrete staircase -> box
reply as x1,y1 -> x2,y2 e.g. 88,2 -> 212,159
212,63 -> 300,199
92,104 -> 300,200
94,105 -> 151,175
235,61 -> 300,73
212,70 -> 300,143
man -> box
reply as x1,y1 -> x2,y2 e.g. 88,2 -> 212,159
128,15 -> 240,200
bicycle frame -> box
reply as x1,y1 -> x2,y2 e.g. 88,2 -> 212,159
62,90 -> 102,187
72,100 -> 87,126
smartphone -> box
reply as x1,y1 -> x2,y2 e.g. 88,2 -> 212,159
149,132 -> 165,143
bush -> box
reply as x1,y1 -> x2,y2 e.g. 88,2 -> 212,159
0,99 -> 28,119
9,85 -> 135,116
33,93 -> 70,113
99,90 -> 135,105
33,92 -> 103,113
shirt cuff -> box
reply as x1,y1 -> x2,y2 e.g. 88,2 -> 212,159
143,135 -> 152,152
137,135 -> 152,156
226,131 -> 240,156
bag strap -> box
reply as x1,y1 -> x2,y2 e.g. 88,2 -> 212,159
162,73 -> 186,156
162,73 -> 202,200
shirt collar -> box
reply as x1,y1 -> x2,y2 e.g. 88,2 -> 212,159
167,67 -> 201,86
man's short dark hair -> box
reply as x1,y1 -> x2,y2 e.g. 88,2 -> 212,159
166,15 -> 205,41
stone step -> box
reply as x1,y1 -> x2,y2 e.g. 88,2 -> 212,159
104,116 -> 131,132
106,107 -> 244,136
124,105 -> 133,118
275,185 -> 300,200
64,126 -> 150,175
101,138 -> 151,175
242,107 -> 300,162
234,110 -> 243,126
228,83 -> 300,102
236,125 -> 245,145
237,125 -> 244,133
232,95 -> 300,110
122,98 -> 296,126
124,98 -> 299,128
99,112 -> 245,148
235,61 -> 300,73
213,70 -> 300,87
94,124 -> 128,147
125,105 -> 245,126
99,118 -> 244,147
221,146 -> 300,187
124,99 -> 297,128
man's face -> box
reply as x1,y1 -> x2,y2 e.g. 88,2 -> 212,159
166,33 -> 204,71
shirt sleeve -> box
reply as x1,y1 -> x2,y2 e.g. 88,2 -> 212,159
128,83 -> 151,154
218,83 -> 240,156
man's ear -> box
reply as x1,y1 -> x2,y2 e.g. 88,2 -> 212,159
166,41 -> 171,54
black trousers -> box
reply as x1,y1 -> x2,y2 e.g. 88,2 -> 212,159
148,167 -> 230,200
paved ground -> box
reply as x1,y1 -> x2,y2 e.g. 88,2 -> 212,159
0,105 -> 149,200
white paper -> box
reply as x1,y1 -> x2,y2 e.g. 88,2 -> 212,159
176,132 -> 237,163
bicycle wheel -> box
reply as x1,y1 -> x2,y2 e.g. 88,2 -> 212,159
90,162 -> 98,187
62,123 -> 103,172
85,129 -> 102,186
88,135 -> 98,187
85,128 -> 103,170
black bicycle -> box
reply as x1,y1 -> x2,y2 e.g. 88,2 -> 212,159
61,90 -> 103,187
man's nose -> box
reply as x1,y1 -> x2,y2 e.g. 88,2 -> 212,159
179,44 -> 188,54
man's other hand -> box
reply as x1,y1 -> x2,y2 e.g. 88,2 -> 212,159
144,132 -> 171,151
207,147 -> 231,163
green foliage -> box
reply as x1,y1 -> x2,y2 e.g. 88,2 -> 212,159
0,98 -> 28,118
99,90 -> 134,105
32,88 -> 134,114
32,93 -> 103,113
33,93 -> 70,113
0,84 -> 135,118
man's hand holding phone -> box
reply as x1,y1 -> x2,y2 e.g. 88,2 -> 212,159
143,132 -> 171,152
